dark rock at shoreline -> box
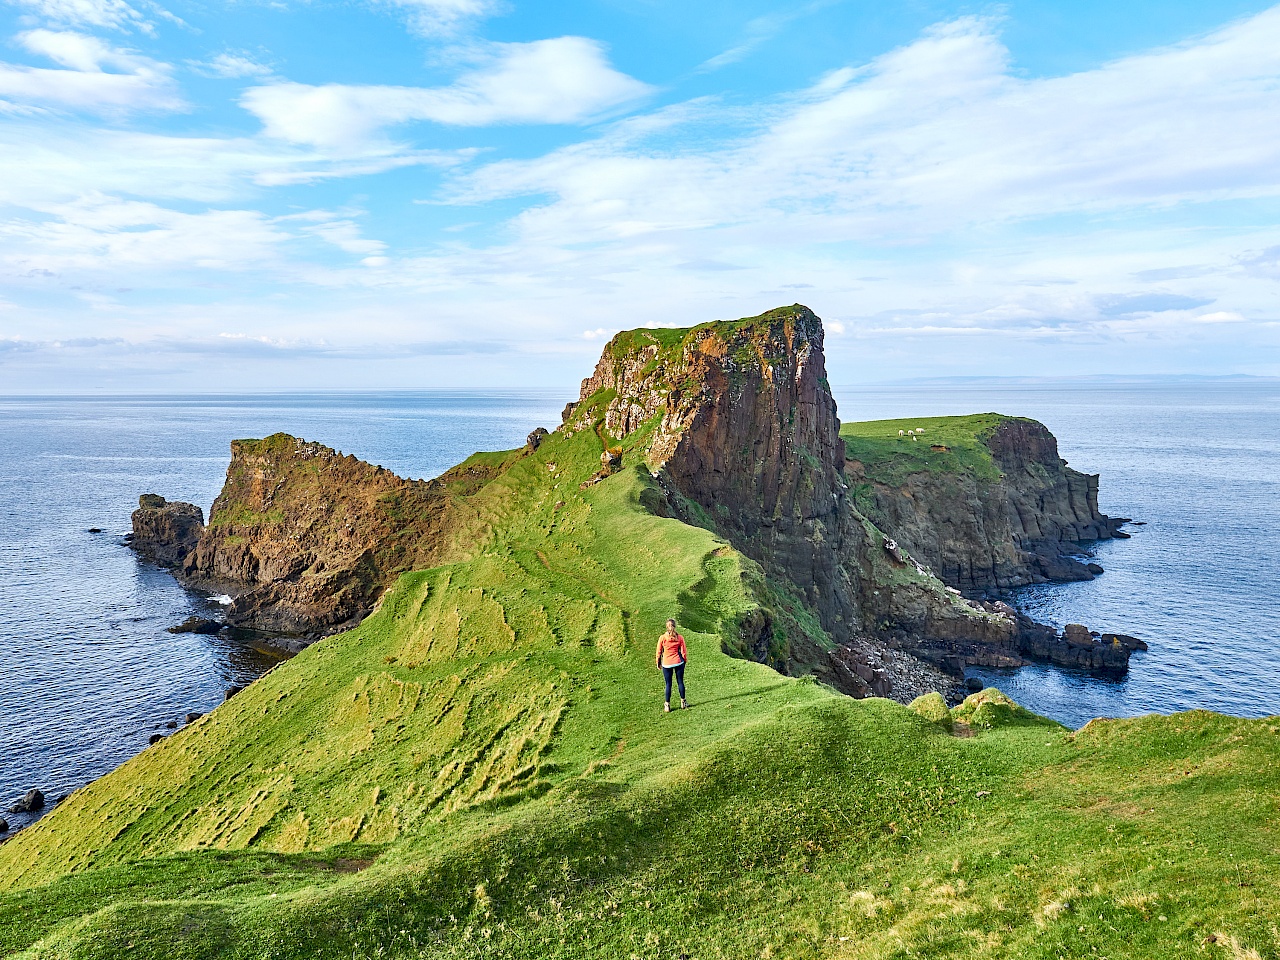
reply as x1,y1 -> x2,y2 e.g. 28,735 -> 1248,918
0,818 -> 7,833
166,616 -> 221,635
87,527 -> 102,534
9,789 -> 44,814
965,677 -> 983,693
225,685 -> 243,701
1102,632 -> 1148,652
165,720 -> 177,729
1086,562 -> 1105,575
131,495 -> 205,570
149,733 -> 166,745
185,712 -> 203,723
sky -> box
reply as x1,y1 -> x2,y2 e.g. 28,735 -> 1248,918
1,0 -> 1279,392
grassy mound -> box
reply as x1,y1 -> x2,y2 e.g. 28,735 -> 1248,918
3,321 -> 1278,959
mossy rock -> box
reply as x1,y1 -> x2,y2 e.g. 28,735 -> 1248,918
952,687 -> 1057,730
909,691 -> 952,726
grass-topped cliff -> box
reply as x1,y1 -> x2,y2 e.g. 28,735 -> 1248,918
841,414 -> 1019,487
843,413 -> 1126,592
2,308 -> 1276,959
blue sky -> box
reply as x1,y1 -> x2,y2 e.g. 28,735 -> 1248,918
1,0 -> 1278,391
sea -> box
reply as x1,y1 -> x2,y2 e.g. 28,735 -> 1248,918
1,381 -> 1277,831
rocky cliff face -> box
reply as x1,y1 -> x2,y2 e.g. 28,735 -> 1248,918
567,306 -> 1131,682
132,434 -> 485,641
569,307 -> 859,632
130,495 -> 204,569
846,418 -> 1126,592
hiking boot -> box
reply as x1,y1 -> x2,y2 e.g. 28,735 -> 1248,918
664,702 -> 671,713
680,698 -> 688,709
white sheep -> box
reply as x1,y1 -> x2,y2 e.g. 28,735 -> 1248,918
898,429 -> 905,437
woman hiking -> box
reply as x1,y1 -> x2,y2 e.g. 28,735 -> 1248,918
656,618 -> 688,712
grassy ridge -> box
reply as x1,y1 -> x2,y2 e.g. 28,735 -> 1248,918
3,332 -> 1279,957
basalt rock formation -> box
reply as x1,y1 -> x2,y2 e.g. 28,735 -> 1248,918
130,495 -> 204,569
846,417 -> 1127,592
132,435 -> 497,643
133,305 -> 1134,682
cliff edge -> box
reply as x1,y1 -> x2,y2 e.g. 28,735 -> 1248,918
562,305 -> 1130,679
843,414 -> 1127,591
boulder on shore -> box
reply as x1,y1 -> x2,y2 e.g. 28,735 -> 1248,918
166,616 -> 221,635
8,789 -> 44,814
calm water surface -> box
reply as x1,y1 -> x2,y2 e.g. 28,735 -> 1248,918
1,382 -> 1277,831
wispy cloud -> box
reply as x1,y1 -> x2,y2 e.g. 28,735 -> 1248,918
698,0 -> 840,72
0,29 -> 182,113
241,37 -> 651,149
377,0 -> 502,38
189,51 -> 273,79
7,0 -> 156,34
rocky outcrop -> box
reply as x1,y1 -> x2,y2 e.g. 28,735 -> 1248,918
131,495 -> 204,569
567,306 -> 1134,686
846,417 -> 1127,592
131,435 -> 492,643
8,790 -> 43,814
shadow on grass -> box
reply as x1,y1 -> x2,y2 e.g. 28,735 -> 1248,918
682,681 -> 791,709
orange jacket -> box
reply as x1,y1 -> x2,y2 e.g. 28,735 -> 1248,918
656,632 -> 687,668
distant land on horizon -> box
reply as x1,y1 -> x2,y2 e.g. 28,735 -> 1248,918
866,372 -> 1278,386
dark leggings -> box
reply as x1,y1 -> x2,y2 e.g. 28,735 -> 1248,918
662,663 -> 686,703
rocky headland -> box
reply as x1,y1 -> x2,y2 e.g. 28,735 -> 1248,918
844,414 -> 1128,591
133,305 -> 1136,694
17,308 -> 1280,960
131,436 -> 504,647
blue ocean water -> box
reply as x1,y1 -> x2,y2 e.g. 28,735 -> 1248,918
0,382 -> 1277,832
0,393 -> 564,832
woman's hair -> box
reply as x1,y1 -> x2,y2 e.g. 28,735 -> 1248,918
665,618 -> 677,631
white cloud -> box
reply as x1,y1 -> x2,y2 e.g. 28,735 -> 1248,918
379,0 -> 501,37
241,37 -> 652,149
1194,310 -> 1246,324
0,30 -> 181,113
0,195 -> 293,273
302,219 -> 388,257
190,52 -> 273,79
8,0 -> 154,33
0,119 -> 471,207
453,11 -> 1280,245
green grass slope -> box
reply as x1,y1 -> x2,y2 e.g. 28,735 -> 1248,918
2,330 -> 1278,959
840,413 -> 1026,487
